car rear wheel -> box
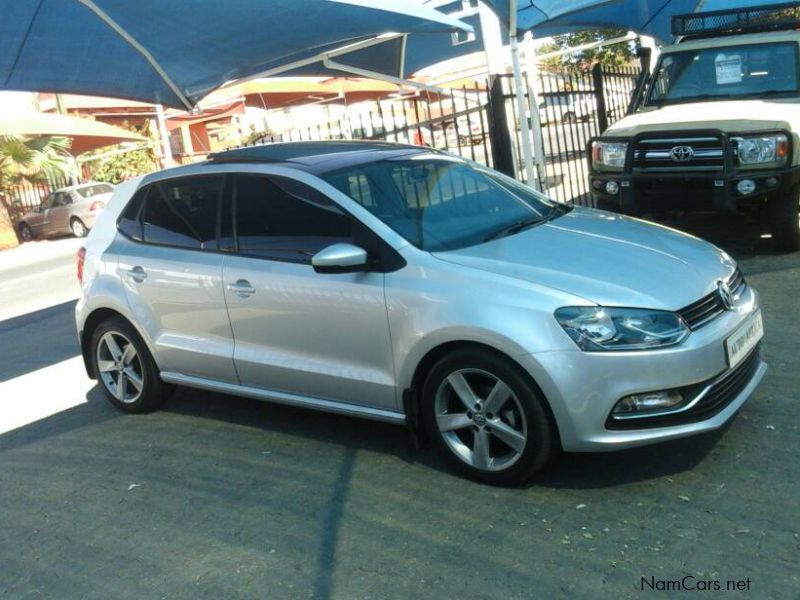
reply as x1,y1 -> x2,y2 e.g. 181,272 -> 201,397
768,186 -> 800,252
421,348 -> 558,485
18,223 -> 33,242
71,217 -> 88,238
90,316 -> 166,413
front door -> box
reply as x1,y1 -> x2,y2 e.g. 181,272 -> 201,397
222,174 -> 396,411
44,191 -> 72,235
117,175 -> 238,383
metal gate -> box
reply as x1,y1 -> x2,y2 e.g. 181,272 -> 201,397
243,64 -> 644,204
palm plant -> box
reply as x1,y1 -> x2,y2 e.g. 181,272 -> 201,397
0,135 -> 74,249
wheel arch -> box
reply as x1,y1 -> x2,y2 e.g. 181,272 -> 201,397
79,307 -> 149,379
403,339 -> 562,448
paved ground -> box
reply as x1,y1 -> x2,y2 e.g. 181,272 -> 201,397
0,236 -> 83,322
0,215 -> 798,599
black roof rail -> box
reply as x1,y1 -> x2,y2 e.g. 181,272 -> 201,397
673,2 -> 800,40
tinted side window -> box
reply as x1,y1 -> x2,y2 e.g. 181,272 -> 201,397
52,192 -> 72,207
118,187 -> 147,241
234,175 -> 352,262
143,176 -> 223,250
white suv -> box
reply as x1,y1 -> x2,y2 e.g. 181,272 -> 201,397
76,141 -> 766,485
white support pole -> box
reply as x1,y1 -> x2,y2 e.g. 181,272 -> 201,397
508,4 -> 537,188
523,32 -> 547,191
478,1 -> 505,75
155,104 -> 174,168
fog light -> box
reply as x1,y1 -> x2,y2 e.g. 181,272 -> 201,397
592,179 -> 603,190
737,179 -> 756,195
605,180 -> 620,195
766,177 -> 779,188
612,390 -> 684,416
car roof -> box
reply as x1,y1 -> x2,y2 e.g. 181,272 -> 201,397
206,140 -> 431,175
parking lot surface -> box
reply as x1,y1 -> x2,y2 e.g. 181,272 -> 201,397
0,215 -> 798,599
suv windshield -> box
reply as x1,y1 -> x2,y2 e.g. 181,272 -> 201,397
645,41 -> 799,106
322,156 -> 562,252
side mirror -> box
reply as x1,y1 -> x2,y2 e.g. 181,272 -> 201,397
312,243 -> 369,274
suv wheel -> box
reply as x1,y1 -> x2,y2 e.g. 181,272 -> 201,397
421,348 -> 558,485
71,218 -> 88,238
769,186 -> 800,252
90,316 -> 167,413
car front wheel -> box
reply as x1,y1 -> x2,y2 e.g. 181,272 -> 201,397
18,223 -> 33,242
421,348 -> 558,485
90,316 -> 167,413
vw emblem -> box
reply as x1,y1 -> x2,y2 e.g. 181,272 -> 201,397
717,280 -> 735,310
670,145 -> 695,162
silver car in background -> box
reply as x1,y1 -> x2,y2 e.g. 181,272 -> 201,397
75,142 -> 766,485
18,182 -> 114,241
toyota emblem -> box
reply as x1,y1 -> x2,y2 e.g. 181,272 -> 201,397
670,145 -> 695,162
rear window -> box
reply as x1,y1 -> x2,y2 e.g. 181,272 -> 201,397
142,176 -> 222,250
76,184 -> 114,198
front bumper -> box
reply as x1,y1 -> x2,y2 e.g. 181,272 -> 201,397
590,166 -> 800,213
517,286 -> 766,452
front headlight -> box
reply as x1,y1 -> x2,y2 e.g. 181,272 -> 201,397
591,141 -> 628,170
733,134 -> 788,166
554,306 -> 690,351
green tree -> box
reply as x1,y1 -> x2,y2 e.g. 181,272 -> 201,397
84,122 -> 158,184
538,29 -> 636,73
0,135 -> 74,249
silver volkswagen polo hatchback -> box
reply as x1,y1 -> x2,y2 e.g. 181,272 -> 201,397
76,141 -> 766,485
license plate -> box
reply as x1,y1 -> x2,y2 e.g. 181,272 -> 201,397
725,310 -> 764,369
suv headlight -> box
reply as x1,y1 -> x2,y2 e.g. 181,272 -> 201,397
733,134 -> 789,166
591,141 -> 628,170
555,307 -> 689,351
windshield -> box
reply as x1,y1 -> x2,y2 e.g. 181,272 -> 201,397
645,42 -> 799,106
322,156 -> 561,252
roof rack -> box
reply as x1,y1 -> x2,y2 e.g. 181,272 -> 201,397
673,2 -> 800,39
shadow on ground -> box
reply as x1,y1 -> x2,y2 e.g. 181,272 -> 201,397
0,300 -> 79,383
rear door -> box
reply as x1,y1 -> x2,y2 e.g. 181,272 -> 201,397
221,173 -> 396,411
116,175 -> 238,383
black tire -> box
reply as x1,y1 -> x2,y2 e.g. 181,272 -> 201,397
768,186 -> 800,252
18,223 -> 33,242
71,217 -> 88,238
563,111 -> 578,125
421,347 -> 558,486
90,316 -> 167,413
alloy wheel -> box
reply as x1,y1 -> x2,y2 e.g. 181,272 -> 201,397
96,331 -> 144,404
434,368 -> 528,472
72,219 -> 87,237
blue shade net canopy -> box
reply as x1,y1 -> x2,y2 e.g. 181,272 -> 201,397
0,0 -> 471,109
482,0 -> 793,42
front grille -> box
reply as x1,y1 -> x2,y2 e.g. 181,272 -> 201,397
606,345 -> 762,430
632,136 -> 725,171
679,268 -> 746,330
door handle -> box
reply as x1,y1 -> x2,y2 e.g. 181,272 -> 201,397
127,266 -> 147,283
227,279 -> 255,298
